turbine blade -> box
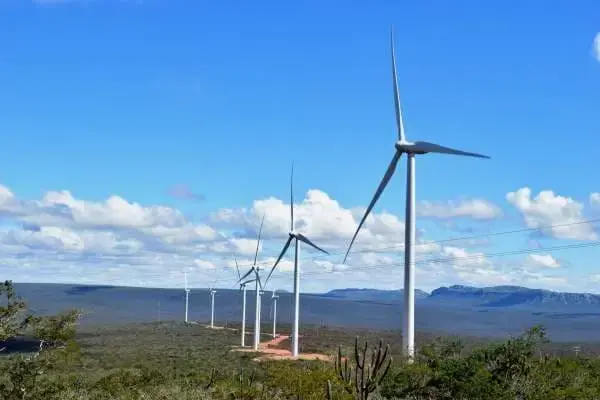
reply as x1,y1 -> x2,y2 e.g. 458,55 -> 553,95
265,235 -> 293,286
241,279 -> 255,286
253,215 -> 265,267
290,162 -> 294,232
184,272 -> 188,290
391,26 -> 406,143
255,270 -> 264,291
234,256 -> 241,280
236,267 -> 255,285
295,233 -> 329,254
412,141 -> 490,159
343,151 -> 402,263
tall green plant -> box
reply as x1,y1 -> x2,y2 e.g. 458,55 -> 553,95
0,281 -> 27,345
0,281 -> 81,400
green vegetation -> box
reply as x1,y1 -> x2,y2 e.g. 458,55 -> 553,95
2,280 -> 600,399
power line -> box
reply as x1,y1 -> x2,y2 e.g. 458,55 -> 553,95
195,239 -> 600,286
227,217 -> 600,270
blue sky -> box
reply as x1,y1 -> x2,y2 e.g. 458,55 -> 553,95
0,0 -> 599,293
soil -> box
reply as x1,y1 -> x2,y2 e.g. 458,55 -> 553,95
230,334 -> 334,362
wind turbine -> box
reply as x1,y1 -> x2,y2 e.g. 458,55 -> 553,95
236,216 -> 265,351
342,28 -> 490,361
264,165 -> 329,357
184,272 -> 190,324
209,287 -> 216,328
234,254 -> 260,347
271,290 -> 279,338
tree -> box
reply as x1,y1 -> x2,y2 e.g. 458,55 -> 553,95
0,281 -> 81,400
0,280 -> 27,346
28,310 -> 81,351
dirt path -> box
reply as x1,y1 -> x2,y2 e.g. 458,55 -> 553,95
230,334 -> 333,362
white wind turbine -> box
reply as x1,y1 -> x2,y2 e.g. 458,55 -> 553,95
343,28 -> 490,361
236,216 -> 265,351
264,165 -> 329,357
234,257 -> 252,347
208,287 -> 216,328
184,272 -> 190,324
271,290 -> 279,338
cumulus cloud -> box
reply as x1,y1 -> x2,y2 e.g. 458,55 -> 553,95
418,199 -> 502,220
210,189 -> 406,252
526,254 -> 560,269
440,246 -> 490,269
506,187 -> 597,240
591,193 -> 600,211
0,181 -> 589,293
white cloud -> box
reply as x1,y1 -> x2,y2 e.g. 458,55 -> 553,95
593,33 -> 600,63
526,254 -> 560,269
418,199 -> 502,220
194,260 -> 216,270
519,270 -> 568,286
210,189 -> 406,252
591,193 -> 600,211
506,187 -> 597,240
0,181 -> 591,293
441,246 -> 490,269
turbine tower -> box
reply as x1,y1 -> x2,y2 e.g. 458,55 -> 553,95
343,28 -> 490,361
209,287 -> 216,328
234,257 -> 252,348
264,165 -> 329,357
271,290 -> 279,338
236,216 -> 265,351
184,272 -> 190,324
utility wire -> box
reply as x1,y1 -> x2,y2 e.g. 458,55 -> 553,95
226,217 -> 600,270
188,239 -> 600,286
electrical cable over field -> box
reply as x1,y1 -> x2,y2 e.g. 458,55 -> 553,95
224,217 -> 600,270
190,236 -> 600,286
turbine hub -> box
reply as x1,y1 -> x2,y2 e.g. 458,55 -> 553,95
395,141 -> 425,154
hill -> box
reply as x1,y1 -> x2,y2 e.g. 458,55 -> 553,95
428,285 -> 600,309
321,288 -> 429,302
10,282 -> 600,342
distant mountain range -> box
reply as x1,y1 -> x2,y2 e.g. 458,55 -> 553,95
428,285 -> 600,309
10,283 -> 600,342
320,288 -> 429,302
321,285 -> 600,309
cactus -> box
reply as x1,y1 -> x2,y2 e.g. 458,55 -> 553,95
333,336 -> 392,400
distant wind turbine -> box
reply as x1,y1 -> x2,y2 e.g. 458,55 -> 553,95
209,287 -> 216,328
342,28 -> 490,361
236,216 -> 266,351
233,256 -> 250,347
184,272 -> 190,324
264,165 -> 329,357
271,290 -> 279,338
234,257 -> 251,347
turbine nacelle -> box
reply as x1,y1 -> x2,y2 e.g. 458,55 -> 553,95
395,141 -> 490,158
